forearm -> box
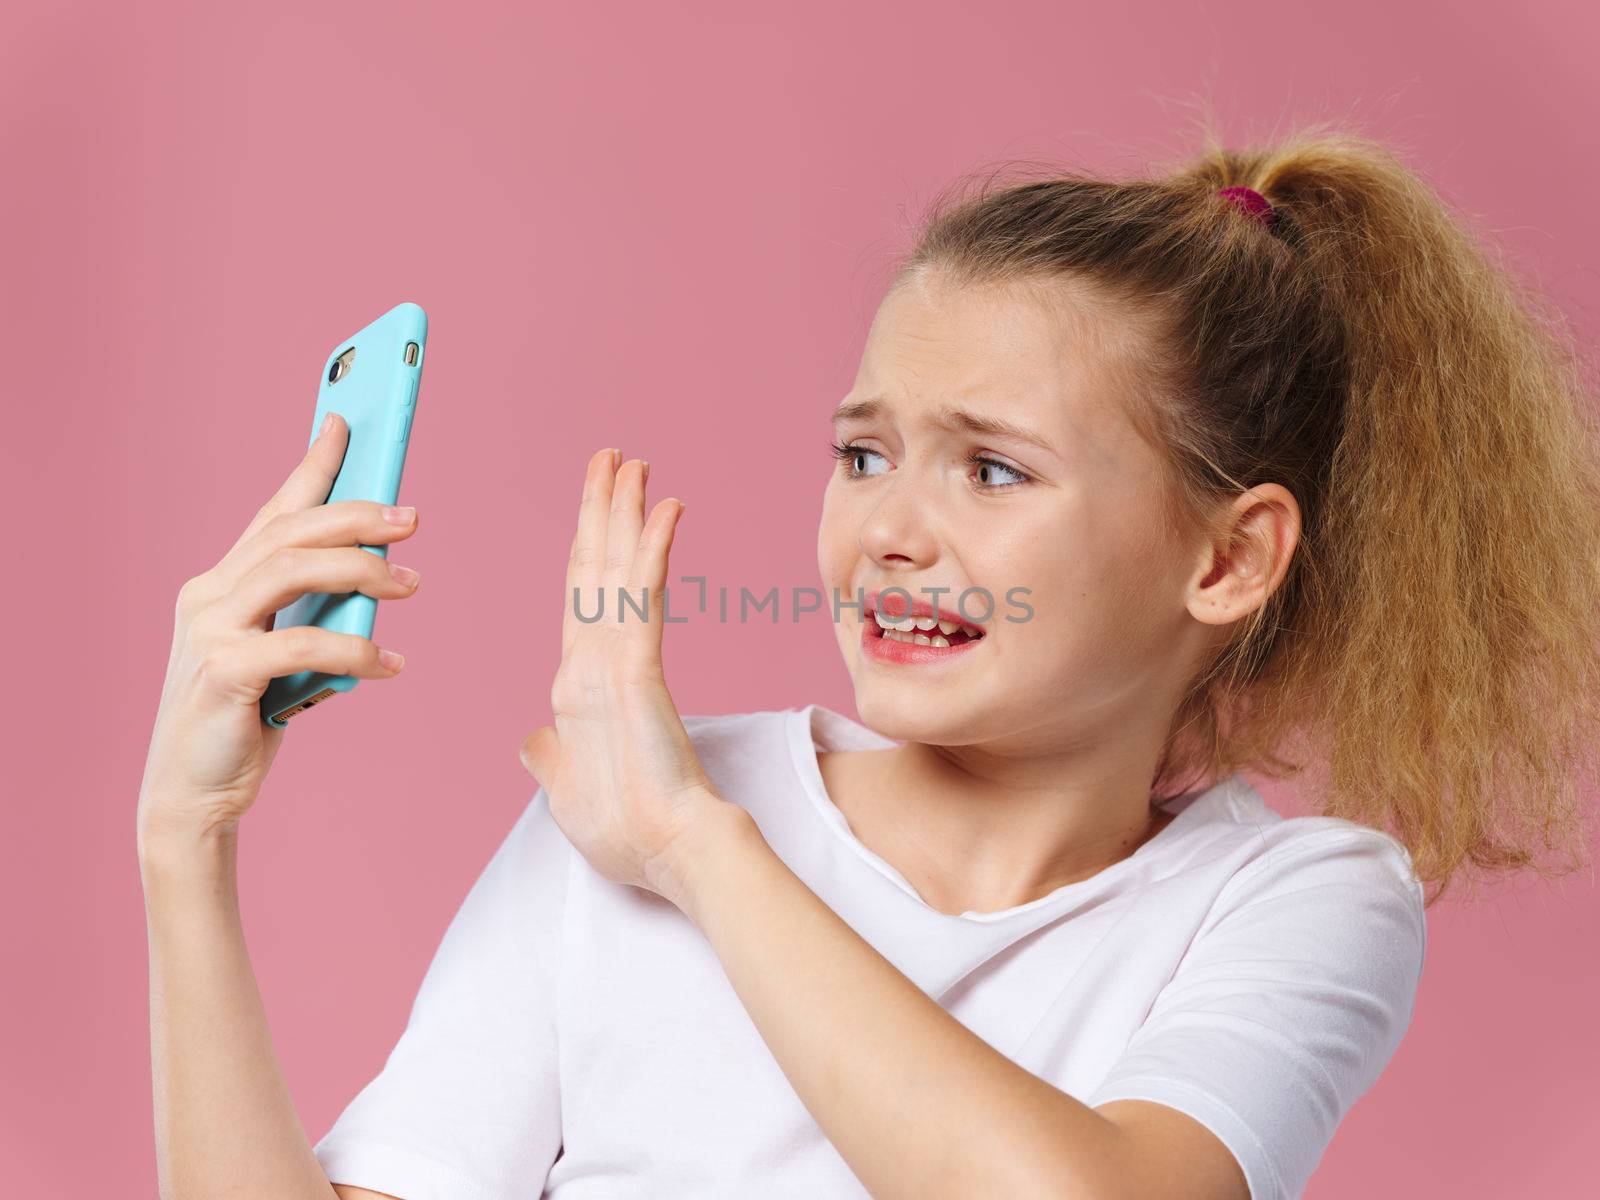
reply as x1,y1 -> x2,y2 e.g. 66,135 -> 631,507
669,803 -> 1130,1200
139,819 -> 337,1200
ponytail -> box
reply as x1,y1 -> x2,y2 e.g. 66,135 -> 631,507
896,122 -> 1600,902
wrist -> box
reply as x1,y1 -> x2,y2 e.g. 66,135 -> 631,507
137,807 -> 240,881
650,795 -> 762,918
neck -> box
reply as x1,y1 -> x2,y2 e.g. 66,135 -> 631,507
841,739 -> 1172,916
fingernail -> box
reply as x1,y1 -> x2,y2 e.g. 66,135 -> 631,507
384,505 -> 416,525
320,412 -> 334,435
641,459 -> 650,482
388,561 -> 420,586
611,448 -> 622,469
378,647 -> 405,672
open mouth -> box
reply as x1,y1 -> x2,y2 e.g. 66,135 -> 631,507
867,607 -> 986,648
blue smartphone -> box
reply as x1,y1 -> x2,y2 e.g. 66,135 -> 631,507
260,301 -> 428,727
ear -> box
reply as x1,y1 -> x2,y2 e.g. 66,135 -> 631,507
1187,484 -> 1301,627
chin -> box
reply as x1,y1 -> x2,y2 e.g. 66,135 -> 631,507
851,691 -> 971,740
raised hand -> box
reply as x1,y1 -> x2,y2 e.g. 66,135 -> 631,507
517,448 -> 728,900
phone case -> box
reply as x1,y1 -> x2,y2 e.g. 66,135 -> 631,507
260,301 -> 428,727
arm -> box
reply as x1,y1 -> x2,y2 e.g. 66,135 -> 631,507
660,801 -> 1248,1200
133,414 -> 426,1198
141,790 -> 571,1200
139,817 -> 352,1200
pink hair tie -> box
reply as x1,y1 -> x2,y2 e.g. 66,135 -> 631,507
1217,186 -> 1278,230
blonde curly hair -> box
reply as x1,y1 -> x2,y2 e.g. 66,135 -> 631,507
891,120 -> 1600,904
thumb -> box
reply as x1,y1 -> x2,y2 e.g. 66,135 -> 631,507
518,725 -> 560,789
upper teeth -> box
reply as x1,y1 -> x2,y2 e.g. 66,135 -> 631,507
872,610 -> 979,637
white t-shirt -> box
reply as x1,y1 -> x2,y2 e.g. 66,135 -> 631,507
313,703 -> 1427,1200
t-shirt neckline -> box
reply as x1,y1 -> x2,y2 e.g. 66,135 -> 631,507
783,702 -> 1232,924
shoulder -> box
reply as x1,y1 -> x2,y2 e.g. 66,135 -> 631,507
1092,805 -> 1430,1200
1156,781 -> 1429,988
1189,781 -> 1425,918
1224,811 -> 1424,921
1181,793 -> 1429,1011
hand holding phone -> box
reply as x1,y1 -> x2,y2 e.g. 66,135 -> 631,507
137,422 -> 421,843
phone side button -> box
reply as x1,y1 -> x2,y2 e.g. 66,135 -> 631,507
393,408 -> 413,443
401,377 -> 417,407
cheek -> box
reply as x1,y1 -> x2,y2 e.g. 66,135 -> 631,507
968,513 -> 1081,623
815,485 -> 856,579
815,525 -> 847,586
989,508 -> 1166,648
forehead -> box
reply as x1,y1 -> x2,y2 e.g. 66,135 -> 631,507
850,269 -> 1147,460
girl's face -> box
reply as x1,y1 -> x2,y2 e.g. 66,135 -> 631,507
817,269 -> 1214,751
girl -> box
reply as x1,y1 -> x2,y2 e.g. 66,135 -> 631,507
138,126 -> 1600,1200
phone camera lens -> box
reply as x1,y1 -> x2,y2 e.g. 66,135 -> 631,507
327,346 -> 356,385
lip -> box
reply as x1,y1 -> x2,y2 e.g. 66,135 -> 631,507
858,587 -> 988,667
862,588 -> 987,632
859,614 -> 987,665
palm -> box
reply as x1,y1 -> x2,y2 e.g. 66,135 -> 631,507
520,449 -> 718,896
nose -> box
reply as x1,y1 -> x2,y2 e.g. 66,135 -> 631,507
858,467 -> 939,568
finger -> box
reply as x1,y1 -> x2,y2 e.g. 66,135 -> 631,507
604,458 -> 648,593
208,544 -> 421,631
209,499 -> 419,607
564,447 -> 620,658
625,497 -> 686,659
200,625 -> 405,698
230,411 -> 352,556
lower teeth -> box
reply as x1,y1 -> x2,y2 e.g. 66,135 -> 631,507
879,629 -> 976,647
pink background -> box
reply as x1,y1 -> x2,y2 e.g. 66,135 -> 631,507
4,1 -> 1596,1194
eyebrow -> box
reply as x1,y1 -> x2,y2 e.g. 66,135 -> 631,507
830,397 -> 1057,455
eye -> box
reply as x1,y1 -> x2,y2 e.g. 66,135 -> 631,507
963,451 -> 1029,489
828,441 -> 1031,490
828,440 -> 889,479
